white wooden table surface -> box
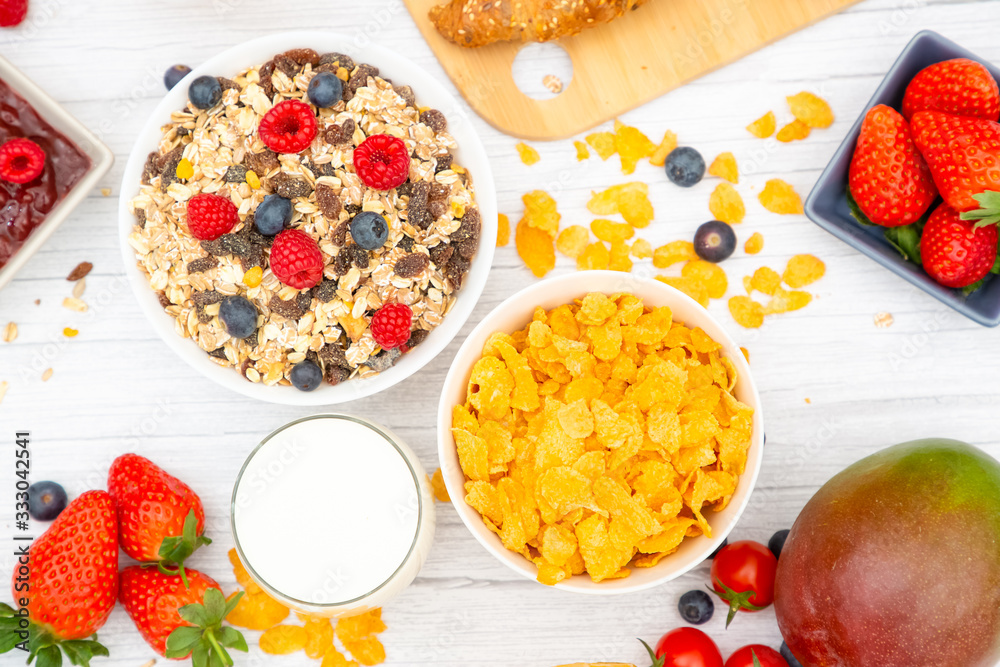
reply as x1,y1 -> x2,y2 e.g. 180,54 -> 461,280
2,1 -> 999,665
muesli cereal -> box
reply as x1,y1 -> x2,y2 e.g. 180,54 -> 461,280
128,49 -> 481,391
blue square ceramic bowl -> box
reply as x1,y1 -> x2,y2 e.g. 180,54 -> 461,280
804,30 -> 1000,327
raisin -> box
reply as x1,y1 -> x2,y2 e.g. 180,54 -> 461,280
246,149 -> 280,175
393,84 -> 415,107
268,294 -> 302,320
435,153 -> 453,173
239,246 -> 266,272
407,329 -> 429,348
282,48 -> 320,66
273,54 -> 300,77
319,52 -> 355,70
258,60 -> 276,99
429,183 -> 450,201
453,208 -> 481,244
394,252 -> 430,278
458,237 -> 478,261
316,183 -> 342,219
220,232 -> 253,258
192,290 -> 224,306
420,109 -> 447,133
330,221 -> 349,246
407,182 -> 430,229
324,118 -> 355,145
368,348 -> 401,372
396,181 -> 413,198
276,178 -> 312,199
428,199 -> 447,220
445,255 -> 471,289
142,152 -> 158,184
208,347 -> 228,360
240,359 -> 253,379
346,64 -> 379,99
319,342 -> 349,368
332,250 -> 351,276
344,203 -> 361,215
244,329 -> 259,348
314,280 -> 338,303
157,291 -> 171,308
135,208 -> 147,229
324,364 -> 349,386
296,291 -> 313,313
396,235 -> 414,252
157,146 -> 184,191
429,242 -> 454,267
201,238 -> 226,256
347,244 -> 370,270
187,256 -> 219,274
195,303 -> 212,324
176,126 -> 190,136
66,262 -> 93,281
225,165 -> 248,183
217,77 -> 239,92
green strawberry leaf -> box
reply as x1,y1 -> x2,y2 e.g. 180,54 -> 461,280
165,626 -> 203,655
884,221 -> 925,264
157,510 -> 212,589
166,588 -> 246,667
223,591 -> 243,618
34,645 -> 62,667
202,589 -> 226,625
961,191 -> 1000,227
177,603 -> 211,627
0,603 -> 15,617
991,254 -> 1000,275
216,627 -> 247,653
845,188 -> 877,227
189,642 -> 210,667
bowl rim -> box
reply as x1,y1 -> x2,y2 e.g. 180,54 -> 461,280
0,54 -> 115,293
117,30 -> 497,405
803,29 -> 1000,327
435,271 -> 765,595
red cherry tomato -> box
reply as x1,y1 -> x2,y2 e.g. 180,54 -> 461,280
710,540 -> 778,627
641,628 -> 723,667
724,645 -> 789,667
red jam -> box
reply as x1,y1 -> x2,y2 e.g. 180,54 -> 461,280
0,77 -> 90,269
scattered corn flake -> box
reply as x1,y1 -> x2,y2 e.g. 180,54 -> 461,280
709,183 -> 745,225
657,276 -> 710,308
72,278 -> 86,298
708,152 -> 739,184
63,327 -> 78,338
336,608 -> 387,643
62,297 -> 88,312
614,121 -> 655,174
608,241 -> 633,273
591,219 -> 634,244
682,260 -> 728,299
805,397 -> 812,404
577,242 -> 611,271
304,617 -> 334,659
516,218 -> 556,277
746,111 -> 776,138
585,131 -> 616,160
759,179 -> 803,215
874,311 -> 894,329
764,286 -> 812,314
342,637 -> 385,666
573,140 -> 590,161
100,188 -> 111,197
744,232 -> 764,255
2,322 -> 16,343
497,213 -> 510,246
649,130 -> 679,167
740,346 -> 750,362
543,74 -> 563,94
321,648 -> 359,667
523,190 -> 560,236
430,468 -> 450,502
243,266 -> 263,288
783,254 -> 826,288
587,182 -> 654,228
225,590 -> 289,630
176,158 -> 194,180
776,119 -> 811,143
228,548 -> 262,595
729,296 -> 765,328
516,142 -> 540,165
748,266 -> 782,296
246,170 -> 261,189
41,368 -> 53,382
556,225 -> 590,259
631,238 -> 653,259
260,625 -> 308,655
787,91 -> 834,128
653,240 -> 697,269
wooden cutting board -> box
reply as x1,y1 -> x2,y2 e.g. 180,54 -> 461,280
402,0 -> 862,140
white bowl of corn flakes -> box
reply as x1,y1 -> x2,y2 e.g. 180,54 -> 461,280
437,271 -> 763,594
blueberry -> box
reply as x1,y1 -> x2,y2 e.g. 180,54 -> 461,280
308,72 -> 343,108
164,65 -> 192,91
188,75 -> 222,110
219,296 -> 257,339
27,481 -> 67,521
708,538 -> 728,560
694,220 -> 736,263
255,195 -> 292,236
678,589 -> 714,625
664,146 -> 705,187
769,529 -> 790,560
350,211 -> 389,250
290,360 -> 323,392
781,642 -> 804,667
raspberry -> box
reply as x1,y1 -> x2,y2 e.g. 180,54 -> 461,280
353,134 -> 410,190
370,303 -> 413,349
0,0 -> 27,27
0,138 -> 46,184
270,229 -> 324,289
258,100 -> 318,154
186,193 -> 239,241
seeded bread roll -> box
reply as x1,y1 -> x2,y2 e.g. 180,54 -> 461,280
429,0 -> 650,48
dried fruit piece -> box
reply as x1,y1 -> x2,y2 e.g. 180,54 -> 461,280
66,261 -> 93,281
631,238 -> 653,259
787,91 -> 834,128
649,130 -> 679,167
776,119 -> 811,142
523,190 -> 561,237
656,276 -> 709,308
759,179 -> 804,215
747,111 -> 776,138
783,254 -> 826,288
608,241 -> 633,272
63,327 -> 77,338
260,625 -> 308,655
516,218 -> 556,277
614,121 -> 655,174
682,260 -> 728,299
748,266 -> 781,295
708,152 -> 739,183
744,232 -> 764,255
497,213 -> 510,246
2,321 -> 15,343
243,265 -> 263,288
516,142 -> 540,166
591,218 -> 634,243
709,182 -> 746,224
573,140 -> 590,161
729,296 -> 765,328
653,240 -> 697,268
585,131 -> 616,160
764,287 -> 812,314
556,225 -> 590,258
577,242 -> 610,270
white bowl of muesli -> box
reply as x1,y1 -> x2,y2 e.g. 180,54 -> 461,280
119,32 -> 496,405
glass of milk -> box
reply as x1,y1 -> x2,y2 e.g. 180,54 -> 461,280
230,414 -> 436,617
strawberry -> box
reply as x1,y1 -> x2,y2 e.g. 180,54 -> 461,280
119,566 -> 247,665
848,104 -> 937,227
0,490 -> 117,666
921,202 -> 999,288
108,454 -> 210,586
911,110 -> 1000,217
902,58 -> 1000,122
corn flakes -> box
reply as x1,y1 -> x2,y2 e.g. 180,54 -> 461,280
516,218 -> 556,277
746,111 -> 776,138
682,260 -> 728,299
631,238 -> 653,259
225,590 -> 289,630
555,225 -> 590,259
516,142 -> 540,165
322,649 -> 359,667
523,190 -> 560,236
653,240 -> 697,269
744,232 -> 764,255
577,242 -> 611,271
228,548 -> 261,595
656,276 -> 710,308
574,140 -> 590,161
759,179 -> 803,215
708,152 -> 739,184
304,617 -> 334,659
764,287 -> 812,314
260,625 -> 308,655
709,183 -> 745,225
650,130 -> 679,167
586,131 -> 616,160
591,219 -> 634,244
497,213 -> 510,246
776,119 -> 811,143
748,266 -> 781,296
613,121 -> 655,174
430,468 -> 450,502
587,182 -> 654,228
787,91 -> 834,128
728,296 -> 764,329
609,241 -> 633,273
783,254 -> 826,288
